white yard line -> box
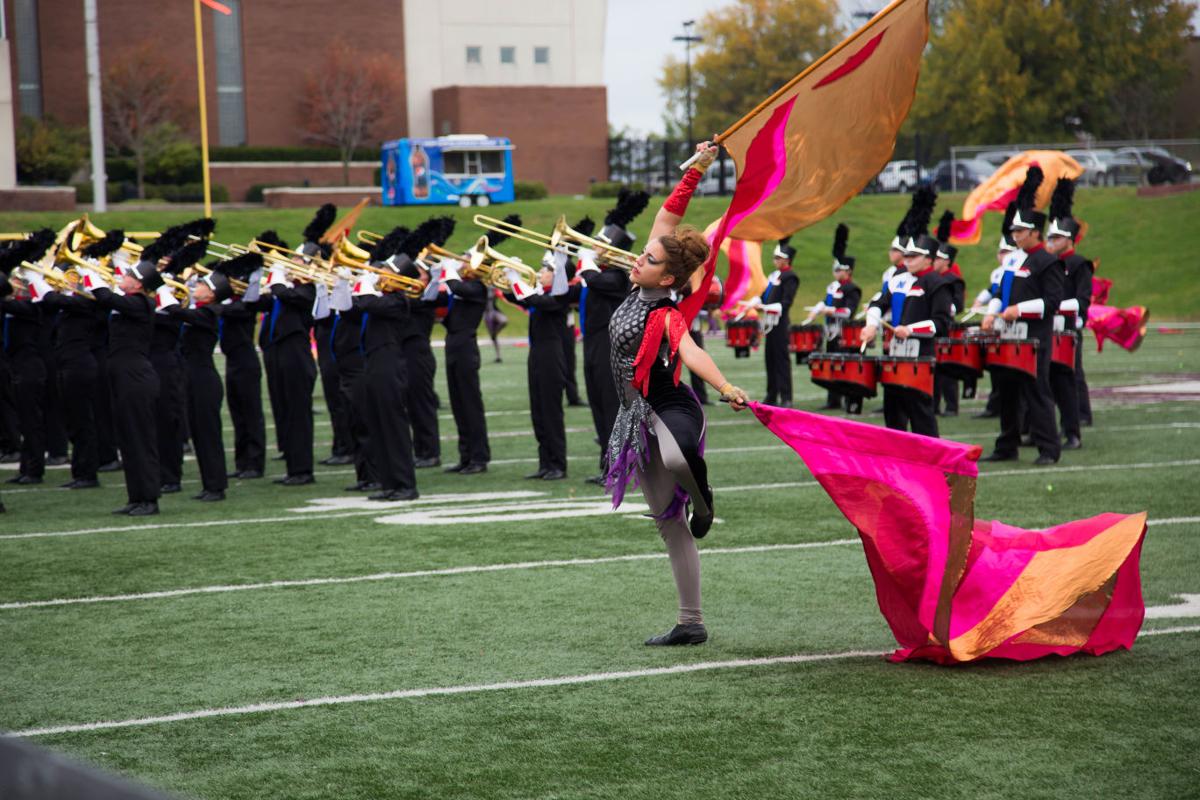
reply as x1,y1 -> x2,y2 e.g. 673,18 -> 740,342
0,540 -> 860,611
9,625 -> 1198,739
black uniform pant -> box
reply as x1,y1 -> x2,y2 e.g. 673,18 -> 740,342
58,354 -> 100,481
0,353 -> 20,454
225,351 -> 266,474
262,345 -> 284,455
935,370 -> 959,414
883,385 -> 938,438
109,356 -> 160,503
151,353 -> 185,486
11,352 -> 46,478
688,329 -> 709,404
583,334 -> 619,471
446,339 -> 490,467
562,322 -> 581,405
403,338 -> 440,461
1075,342 -> 1091,424
41,350 -> 67,459
273,334 -> 316,477
316,322 -> 350,457
93,349 -> 119,465
1050,363 -> 1081,441
336,353 -> 372,483
363,345 -> 415,492
187,361 -> 228,492
992,339 -> 1060,460
529,345 -> 567,473
763,323 -> 792,405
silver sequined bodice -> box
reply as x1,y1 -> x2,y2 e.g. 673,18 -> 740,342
609,287 -> 671,406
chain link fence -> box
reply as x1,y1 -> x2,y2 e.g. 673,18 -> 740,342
607,138 -> 735,196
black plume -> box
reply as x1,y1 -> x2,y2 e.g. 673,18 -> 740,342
0,242 -> 18,274
302,204 -> 337,243
485,214 -> 520,247
1017,165 -> 1043,212
182,217 -> 216,240
572,216 -> 596,237
831,225 -> 848,260
431,216 -> 456,246
1049,177 -> 1075,221
400,217 -> 446,259
256,230 -> 291,251
1000,202 -> 1017,237
165,239 -> 209,274
0,229 -> 54,272
909,186 -> 937,236
82,229 -> 126,258
368,226 -> 409,263
214,252 -> 263,282
936,210 -> 954,243
605,188 -> 651,227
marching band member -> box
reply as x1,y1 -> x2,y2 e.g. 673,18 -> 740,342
861,229 -> 953,438
970,205 -> 1019,418
77,256 -> 163,515
980,167 -> 1065,465
0,267 -> 10,507
0,265 -> 15,473
759,237 -> 799,407
605,141 -> 749,646
932,211 -> 966,417
440,249 -> 492,475
315,276 -> 352,467
509,251 -> 578,481
1044,178 -> 1091,450
813,224 -> 862,413
0,230 -> 55,485
352,261 -> 418,502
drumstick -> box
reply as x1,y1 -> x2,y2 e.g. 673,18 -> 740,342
860,319 -> 894,353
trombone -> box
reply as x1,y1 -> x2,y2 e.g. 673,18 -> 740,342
461,235 -> 540,291
329,237 -> 426,298
473,214 -> 639,272
15,262 -> 95,300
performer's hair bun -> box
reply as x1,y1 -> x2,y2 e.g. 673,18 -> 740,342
659,225 -> 709,285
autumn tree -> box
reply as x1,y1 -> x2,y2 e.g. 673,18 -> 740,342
103,44 -> 189,199
658,0 -> 843,142
299,39 -> 404,185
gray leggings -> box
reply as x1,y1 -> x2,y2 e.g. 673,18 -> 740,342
636,414 -> 705,625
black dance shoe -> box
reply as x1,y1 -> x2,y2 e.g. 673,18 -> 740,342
459,463 -> 487,475
344,480 -> 380,492
690,485 -> 715,539
1033,454 -> 1059,466
979,451 -> 1018,463
414,457 -> 441,469
1063,436 -> 1082,450
97,459 -> 123,472
277,474 -> 315,486
525,468 -> 549,480
160,483 -> 182,494
541,469 -> 566,481
320,454 -> 354,466
233,470 -> 263,479
63,479 -> 100,490
6,475 -> 42,485
111,503 -> 137,515
645,623 -> 708,646
368,489 -> 419,502
192,490 -> 226,502
584,474 -> 606,486
443,462 -> 467,473
127,501 -> 160,517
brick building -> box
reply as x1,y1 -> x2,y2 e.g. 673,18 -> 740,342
3,0 -> 608,195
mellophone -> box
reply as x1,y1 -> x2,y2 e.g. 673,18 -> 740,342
809,354 -> 938,398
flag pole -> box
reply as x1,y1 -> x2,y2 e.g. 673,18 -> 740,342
193,0 -> 212,217
678,0 -> 915,169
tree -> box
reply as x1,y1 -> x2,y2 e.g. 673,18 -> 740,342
658,0 -> 843,143
103,44 -> 190,199
15,116 -> 87,184
299,39 -> 404,185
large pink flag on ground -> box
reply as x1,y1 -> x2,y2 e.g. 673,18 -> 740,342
751,403 -> 1147,664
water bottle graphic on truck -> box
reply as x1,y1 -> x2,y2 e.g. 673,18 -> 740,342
382,135 -> 515,207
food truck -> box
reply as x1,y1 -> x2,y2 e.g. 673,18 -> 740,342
381,135 -> 515,207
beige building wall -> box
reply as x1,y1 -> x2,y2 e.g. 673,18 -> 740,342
0,38 -> 14,188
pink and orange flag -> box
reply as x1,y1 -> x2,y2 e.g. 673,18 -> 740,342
681,0 -> 930,320
751,403 -> 1147,665
949,151 -> 1085,245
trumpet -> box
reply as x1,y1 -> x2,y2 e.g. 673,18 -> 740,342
15,262 -> 95,300
461,235 -> 540,291
473,214 -> 639,272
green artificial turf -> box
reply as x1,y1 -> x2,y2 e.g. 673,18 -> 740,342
1,323 -> 1197,799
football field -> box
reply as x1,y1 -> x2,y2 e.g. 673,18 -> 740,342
2,328 -> 1198,799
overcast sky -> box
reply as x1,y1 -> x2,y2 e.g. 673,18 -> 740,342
604,0 -> 882,136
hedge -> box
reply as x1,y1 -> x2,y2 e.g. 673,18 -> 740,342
209,146 -> 379,162
514,181 -> 548,200
588,181 -> 645,199
75,182 -> 230,204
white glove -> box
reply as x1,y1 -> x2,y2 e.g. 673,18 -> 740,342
330,277 -> 352,312
511,279 -> 540,301
577,250 -> 600,274
440,260 -> 461,283
335,266 -> 355,281
77,267 -> 104,290
242,269 -> 263,303
1053,315 -> 1065,333
761,302 -> 783,334
267,267 -> 290,288
353,271 -> 381,297
155,284 -> 179,310
28,274 -> 53,302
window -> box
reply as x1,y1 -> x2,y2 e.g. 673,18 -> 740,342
465,46 -> 481,64
13,0 -> 43,118
534,46 -> 549,65
442,150 -> 505,176
500,46 -> 516,64
212,0 -> 246,146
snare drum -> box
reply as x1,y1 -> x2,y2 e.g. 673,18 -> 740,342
934,337 -> 984,380
789,324 -> 823,364
839,320 -> 867,350
878,357 -> 936,398
1051,332 -> 1077,372
725,319 -> 759,358
809,353 -> 879,398
982,337 -> 1038,379
948,322 -> 976,341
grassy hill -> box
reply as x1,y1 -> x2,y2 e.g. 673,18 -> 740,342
2,185 -> 1196,319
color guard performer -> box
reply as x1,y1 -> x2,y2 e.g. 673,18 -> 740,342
605,141 -> 749,646
812,224 -> 862,413
979,167 -> 1065,465
1044,177 -> 1091,451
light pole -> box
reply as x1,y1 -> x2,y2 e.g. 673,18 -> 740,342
673,20 -> 701,146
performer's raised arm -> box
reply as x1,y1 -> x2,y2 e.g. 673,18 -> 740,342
648,141 -> 719,242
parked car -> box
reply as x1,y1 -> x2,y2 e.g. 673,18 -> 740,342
975,149 -> 1019,167
921,158 -> 994,191
1066,149 -> 1141,187
696,159 -> 737,196
1116,147 -> 1193,185
876,160 -> 920,193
